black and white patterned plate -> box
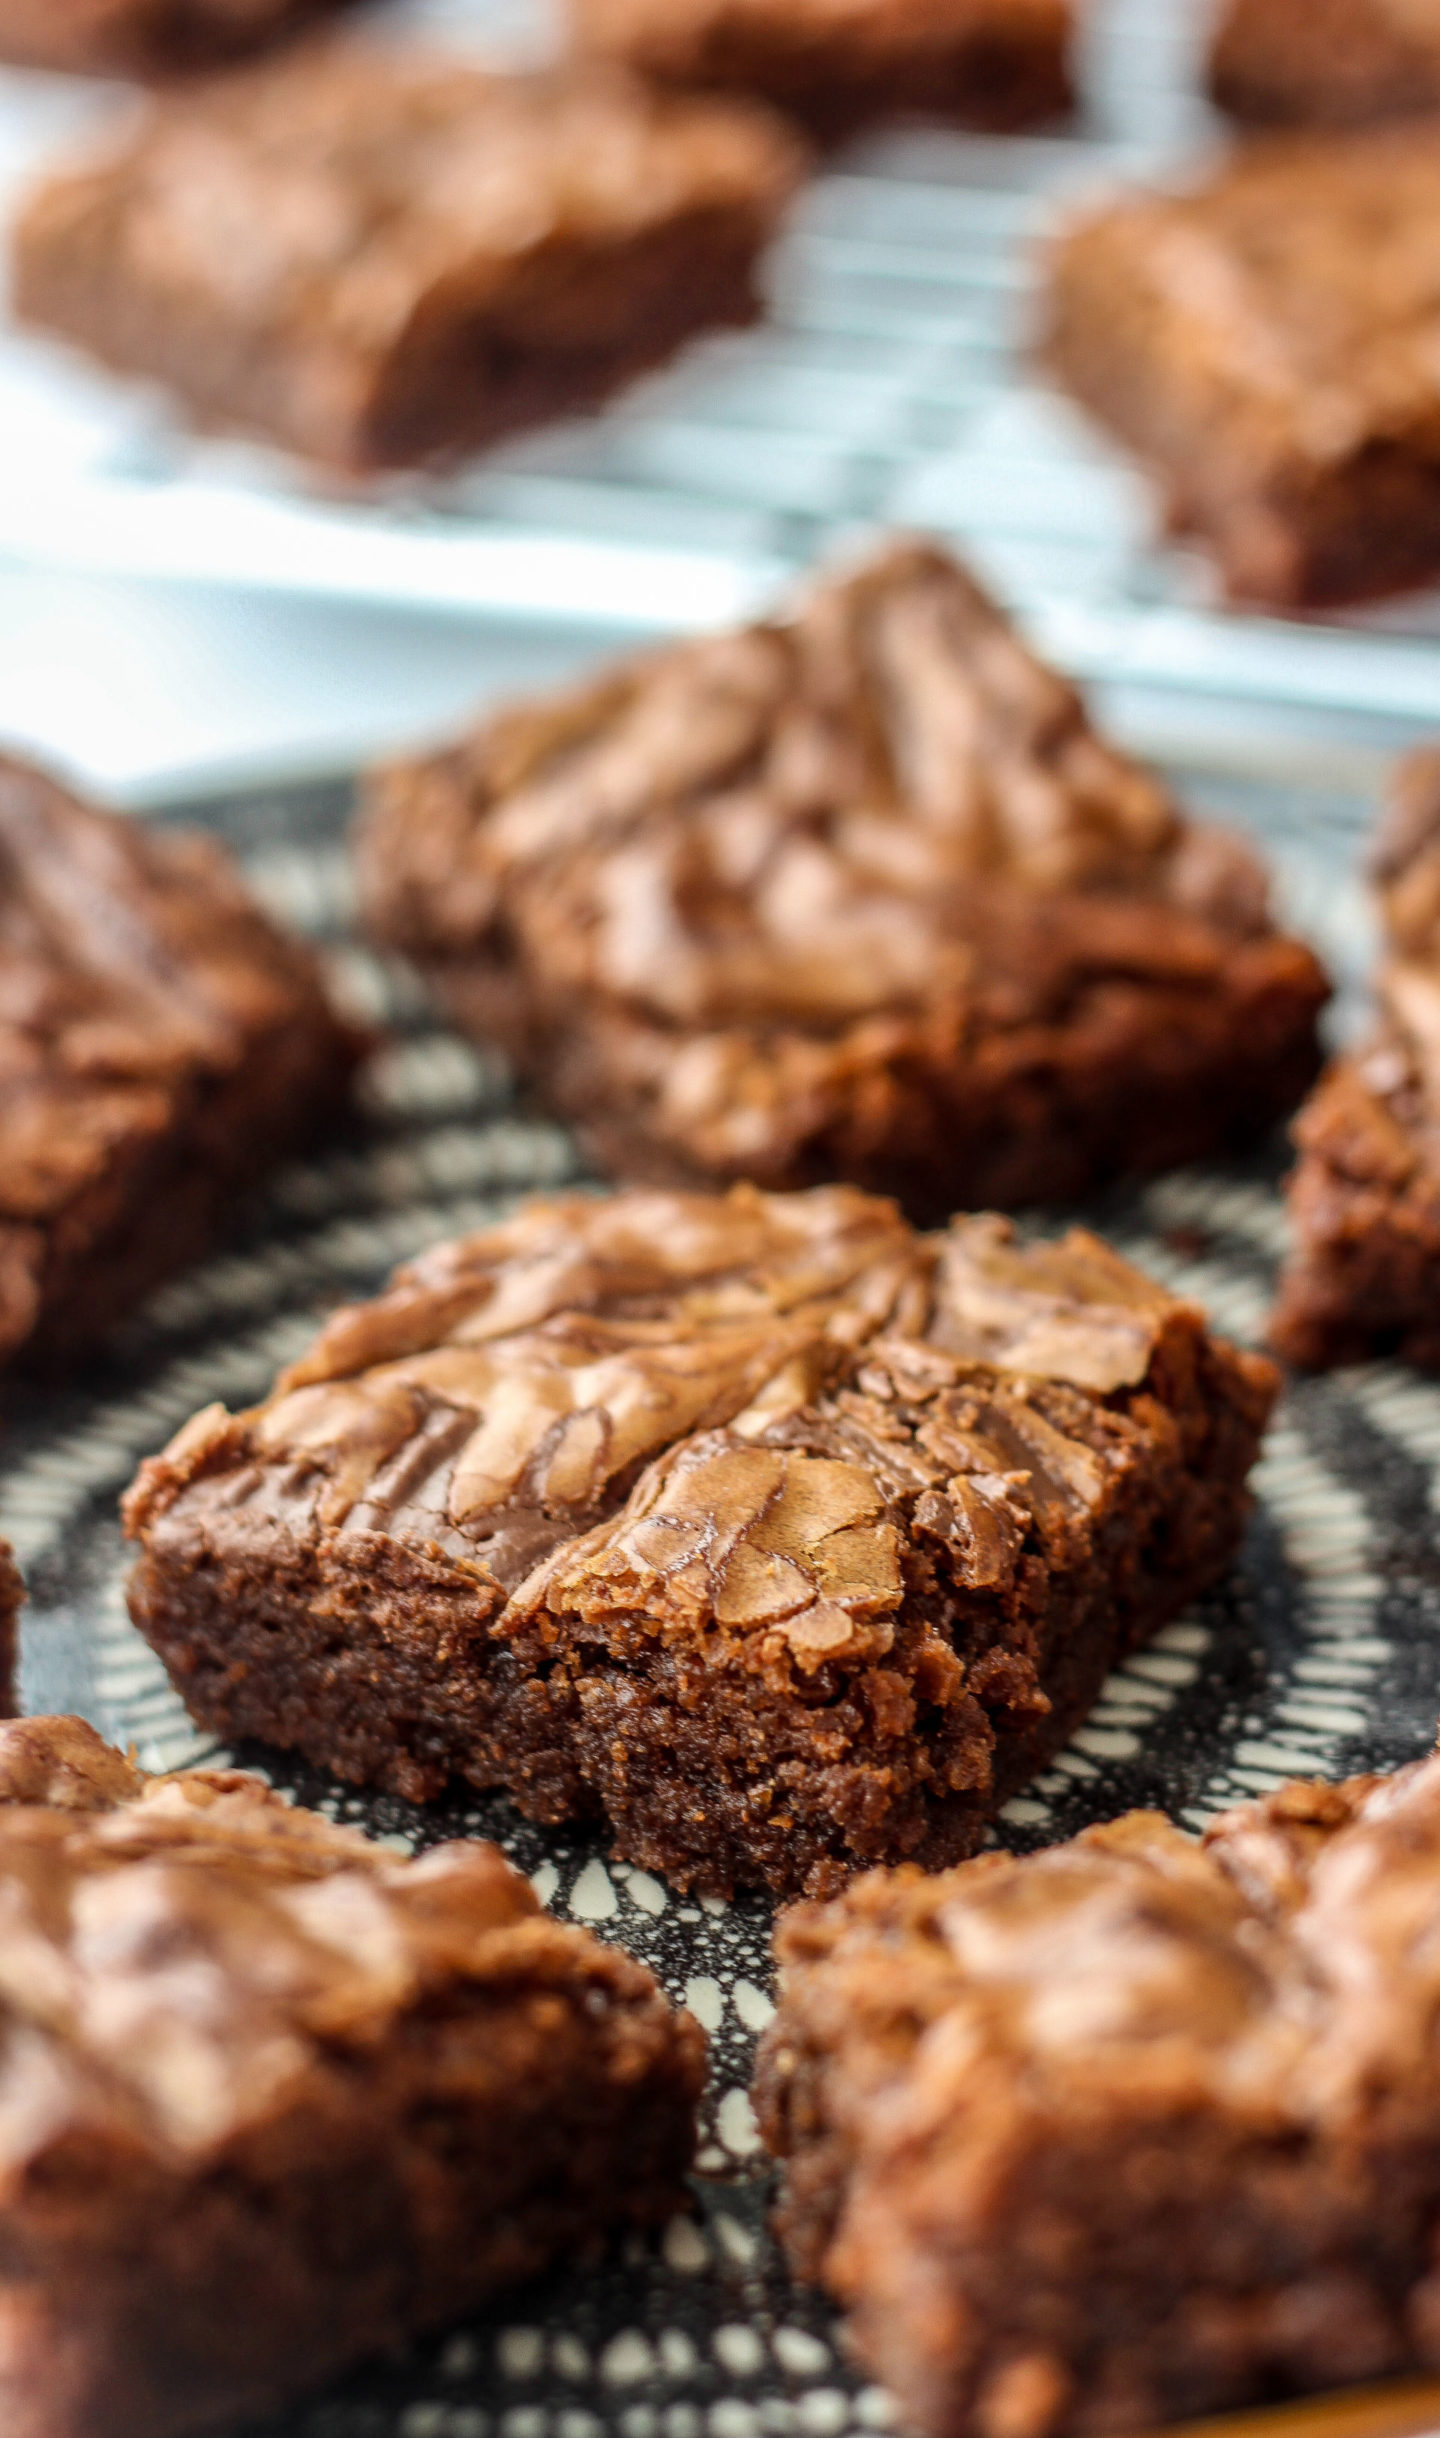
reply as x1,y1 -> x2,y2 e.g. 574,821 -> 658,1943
5,767 -> 1437,2438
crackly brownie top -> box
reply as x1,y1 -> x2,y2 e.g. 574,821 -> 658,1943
19,44 -> 802,350
124,1184 -> 1248,1686
1054,132 -> 1440,475
762,1756 -> 1440,2174
362,541 -> 1279,1037
0,756 -> 339,1230
0,1714 -> 686,2177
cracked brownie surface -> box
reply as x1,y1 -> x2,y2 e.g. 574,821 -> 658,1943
360,541 -> 1328,1212
568,0 -> 1072,141
0,1713 -> 703,2438
1273,746 -> 1440,1368
755,1754 -> 1440,2438
0,754 -> 359,1371
12,47 -> 804,475
1044,134 -> 1440,608
1211,0 -> 1440,128
123,1182 -> 1277,1898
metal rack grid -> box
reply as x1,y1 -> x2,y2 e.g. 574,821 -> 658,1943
0,0 -> 1436,761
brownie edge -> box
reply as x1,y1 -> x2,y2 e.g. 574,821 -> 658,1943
755,1757 -> 1440,2438
0,1714 -> 705,2438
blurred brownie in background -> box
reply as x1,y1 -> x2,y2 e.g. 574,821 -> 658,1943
568,0 -> 1073,141
0,755 -> 359,1371
360,538 -> 1327,1215
1212,0 -> 1440,127
0,1543 -> 19,1718
124,1181 -> 1278,1898
754,1753 -> 1440,2438
1273,747 -> 1440,1369
0,1714 -> 703,2438
0,0 -> 353,76
12,47 -> 805,476
1044,134 -> 1440,607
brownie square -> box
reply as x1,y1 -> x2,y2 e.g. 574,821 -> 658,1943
755,1756 -> 1440,2438
1211,0 -> 1440,128
0,1542 -> 19,1719
0,1712 -> 704,2438
1044,133 -> 1440,608
123,1182 -> 1278,1899
1272,746 -> 1440,1368
12,47 -> 805,476
0,0 -> 353,77
360,540 -> 1328,1213
0,754 -> 359,1371
568,0 -> 1073,142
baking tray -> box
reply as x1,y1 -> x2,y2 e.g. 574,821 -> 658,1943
3,0 -> 1440,2430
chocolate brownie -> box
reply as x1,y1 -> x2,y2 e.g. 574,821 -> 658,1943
755,1753 -> 1440,2438
0,755 -> 359,1370
0,0 -> 353,76
1272,747 -> 1440,1369
0,1711 -> 704,2438
12,48 -> 804,477
1043,133 -> 1440,608
360,541 -> 1328,1213
0,1542 -> 19,1719
1211,0 -> 1440,128
568,0 -> 1072,142
123,1182 -> 1278,1899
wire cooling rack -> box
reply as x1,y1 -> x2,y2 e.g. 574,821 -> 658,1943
0,0 -> 1437,761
